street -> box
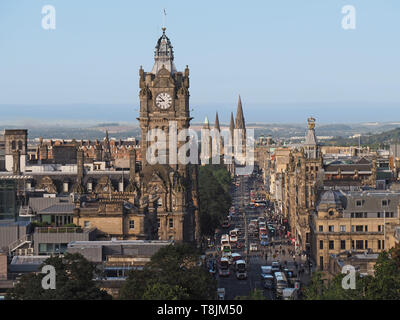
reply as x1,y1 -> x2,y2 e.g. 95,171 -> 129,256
208,172 -> 313,300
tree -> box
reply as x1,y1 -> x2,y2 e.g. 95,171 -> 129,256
198,165 -> 232,236
304,243 -> 400,300
6,253 -> 112,300
119,243 -> 217,300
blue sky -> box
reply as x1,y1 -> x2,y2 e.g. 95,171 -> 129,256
0,0 -> 399,123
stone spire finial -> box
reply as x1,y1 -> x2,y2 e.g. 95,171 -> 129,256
235,95 -> 245,130
214,112 -> 221,131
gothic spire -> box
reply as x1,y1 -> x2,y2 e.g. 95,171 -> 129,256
230,112 -> 235,135
214,112 -> 220,131
235,95 -> 245,130
203,116 -> 210,129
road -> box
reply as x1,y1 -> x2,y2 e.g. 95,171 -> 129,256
211,173 -> 313,300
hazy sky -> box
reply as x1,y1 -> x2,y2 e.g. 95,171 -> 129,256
0,0 -> 399,123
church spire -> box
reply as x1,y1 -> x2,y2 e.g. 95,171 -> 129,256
203,116 -> 210,129
230,112 -> 235,135
235,95 -> 245,130
214,112 -> 220,131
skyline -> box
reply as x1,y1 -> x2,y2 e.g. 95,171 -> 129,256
0,0 -> 399,123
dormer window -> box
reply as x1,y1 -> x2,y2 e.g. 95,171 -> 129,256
328,210 -> 334,216
355,200 -> 363,207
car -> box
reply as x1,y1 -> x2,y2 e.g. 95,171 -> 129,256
217,288 -> 225,300
271,261 -> 281,272
250,243 -> 258,252
263,275 -> 274,289
231,252 -> 242,263
260,265 -> 273,280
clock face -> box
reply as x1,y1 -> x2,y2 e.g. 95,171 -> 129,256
156,92 -> 172,110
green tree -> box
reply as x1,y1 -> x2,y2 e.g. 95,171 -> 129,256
198,165 -> 232,236
119,243 -> 217,300
304,243 -> 400,300
142,282 -> 189,300
6,253 -> 112,300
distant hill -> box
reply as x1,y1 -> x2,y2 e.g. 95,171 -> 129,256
323,127 -> 400,149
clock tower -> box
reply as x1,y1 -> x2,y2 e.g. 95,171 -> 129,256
138,27 -> 191,168
136,27 -> 199,243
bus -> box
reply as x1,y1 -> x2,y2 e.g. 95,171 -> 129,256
273,272 -> 288,298
235,260 -> 247,280
218,257 -> 230,277
229,229 -> 238,243
221,234 -> 229,246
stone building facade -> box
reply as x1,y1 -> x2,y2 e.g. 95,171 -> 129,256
310,189 -> 400,271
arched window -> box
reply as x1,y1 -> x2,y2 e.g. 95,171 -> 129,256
11,141 -> 16,150
18,140 -> 23,150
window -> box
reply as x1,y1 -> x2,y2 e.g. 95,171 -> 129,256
328,211 -> 334,216
355,212 -> 363,218
351,225 -> 355,232
84,221 -> 90,228
355,225 -> 363,232
329,240 -> 334,250
169,218 -> 173,228
340,225 -> 346,232
319,240 -> 324,249
11,140 -> 16,150
378,240 -> 381,250
18,141 -> 23,150
328,225 -> 334,232
365,240 -> 368,249
351,213 -> 355,218
319,225 -> 323,232
129,220 -> 135,229
351,240 -> 355,249
341,240 -> 346,250
356,240 -> 364,249
377,212 -> 381,218
382,200 -> 389,207
356,200 -> 363,207
364,225 -> 368,232
320,256 -> 324,270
